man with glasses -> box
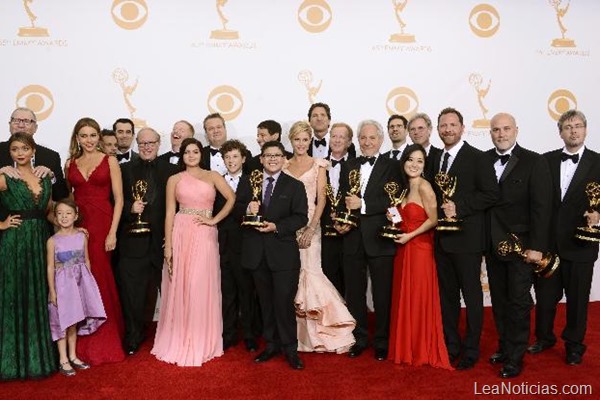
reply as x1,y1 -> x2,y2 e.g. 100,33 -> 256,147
408,113 -> 442,181
117,127 -> 178,355
382,114 -> 409,161
241,141 -> 308,370
529,110 -> 600,367
113,118 -> 139,164
0,107 -> 68,200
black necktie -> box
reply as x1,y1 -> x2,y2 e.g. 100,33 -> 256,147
561,153 -> 579,163
210,148 -> 220,156
440,152 -> 450,173
314,138 -> 326,148
495,154 -> 510,165
360,156 -> 375,166
117,152 -> 129,162
391,150 -> 400,160
263,177 -> 274,209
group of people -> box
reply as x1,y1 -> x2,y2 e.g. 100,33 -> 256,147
0,102 -> 597,381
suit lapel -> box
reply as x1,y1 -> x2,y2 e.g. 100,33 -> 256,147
499,145 -> 520,183
363,156 -> 386,197
563,148 -> 593,203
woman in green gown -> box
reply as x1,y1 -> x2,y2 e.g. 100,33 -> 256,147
0,133 -> 56,380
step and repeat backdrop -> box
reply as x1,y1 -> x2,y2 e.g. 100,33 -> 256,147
1,0 -> 599,302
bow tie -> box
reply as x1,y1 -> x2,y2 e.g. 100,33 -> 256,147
561,152 -> 579,163
360,156 -> 375,166
494,153 -> 511,166
209,148 -> 220,156
168,151 -> 179,158
330,159 -> 342,168
314,138 -> 326,148
116,152 -> 129,161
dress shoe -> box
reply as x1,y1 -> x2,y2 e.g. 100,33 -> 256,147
348,344 -> 367,358
374,348 -> 388,361
244,338 -> 258,352
566,352 -> 582,366
285,353 -> 305,370
489,352 -> 507,365
69,358 -> 90,370
125,343 -> 140,355
500,363 -> 522,379
254,348 -> 280,363
527,341 -> 554,354
456,357 -> 477,370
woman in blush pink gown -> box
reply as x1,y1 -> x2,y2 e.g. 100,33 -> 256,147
284,121 -> 355,354
388,144 -> 452,370
152,138 -> 234,367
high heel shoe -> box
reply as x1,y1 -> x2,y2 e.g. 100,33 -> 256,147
59,361 -> 76,376
69,358 -> 91,370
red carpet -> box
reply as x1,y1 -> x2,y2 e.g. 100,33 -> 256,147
3,303 -> 599,400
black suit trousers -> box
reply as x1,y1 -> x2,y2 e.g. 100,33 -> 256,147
533,259 -> 594,355
321,235 -> 345,295
485,253 -> 534,364
434,250 -> 483,360
252,261 -> 299,354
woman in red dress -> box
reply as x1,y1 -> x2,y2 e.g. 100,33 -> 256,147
65,117 -> 125,365
388,144 -> 452,370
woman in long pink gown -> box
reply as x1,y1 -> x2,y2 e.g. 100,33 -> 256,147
65,117 -> 125,365
284,121 -> 355,353
152,138 -> 235,366
388,144 -> 452,370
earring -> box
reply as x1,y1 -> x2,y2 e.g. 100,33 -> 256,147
77,142 -> 81,151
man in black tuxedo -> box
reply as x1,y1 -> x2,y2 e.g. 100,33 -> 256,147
335,119 -> 401,361
247,120 -> 292,172
0,107 -> 68,202
432,107 -> 499,370
307,102 -> 356,159
529,109 -> 600,366
216,139 -> 259,352
201,113 -> 252,175
241,141 -> 308,370
484,113 -> 552,379
113,118 -> 139,164
381,114 -> 409,161
117,128 -> 178,355
407,113 -> 442,182
321,122 -> 354,294
158,120 -> 195,165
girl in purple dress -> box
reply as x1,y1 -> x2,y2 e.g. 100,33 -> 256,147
47,199 -> 106,376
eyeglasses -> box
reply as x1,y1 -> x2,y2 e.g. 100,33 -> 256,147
562,124 -> 585,132
10,117 -> 36,126
137,140 -> 159,147
261,153 -> 284,160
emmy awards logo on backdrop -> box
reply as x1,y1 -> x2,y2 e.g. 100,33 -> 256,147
210,0 -> 239,40
207,85 -> 244,121
298,0 -> 333,34
112,68 -> 147,129
18,0 -> 49,37
15,84 -> 54,122
111,0 -> 148,30
389,0 -> 415,43
469,73 -> 492,129
468,4 -> 500,38
547,89 -> 577,121
385,87 -> 419,119
298,70 -> 322,105
549,0 -> 576,47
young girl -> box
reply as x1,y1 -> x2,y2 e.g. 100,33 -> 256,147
47,199 -> 107,376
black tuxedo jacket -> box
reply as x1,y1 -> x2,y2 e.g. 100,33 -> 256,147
431,142 -> 500,254
200,146 -> 253,175
308,138 -> 357,159
0,140 -> 68,201
425,145 -> 443,182
545,148 -> 600,262
337,155 -> 402,257
381,148 -> 404,162
485,144 -> 552,255
241,172 -> 308,271
118,158 -> 178,268
214,173 -> 252,254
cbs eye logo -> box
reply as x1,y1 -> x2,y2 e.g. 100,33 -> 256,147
298,0 -> 332,33
207,85 -> 244,121
16,85 -> 54,122
385,87 -> 419,118
547,89 -> 577,121
111,0 -> 148,30
469,4 -> 500,38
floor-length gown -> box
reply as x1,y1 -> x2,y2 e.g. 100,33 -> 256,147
68,155 -> 125,365
0,177 -> 56,380
285,159 -> 356,353
388,202 -> 453,369
151,172 -> 223,366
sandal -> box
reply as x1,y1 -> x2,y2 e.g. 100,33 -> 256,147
69,358 -> 91,370
59,361 -> 76,376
